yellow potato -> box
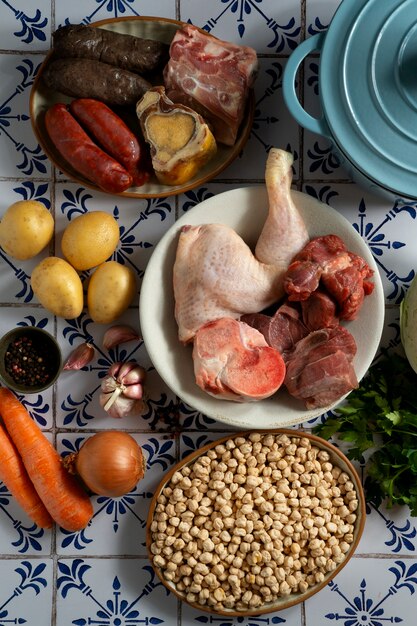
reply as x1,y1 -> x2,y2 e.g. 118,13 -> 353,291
61,211 -> 119,271
31,257 -> 84,319
87,261 -> 136,324
0,200 -> 54,260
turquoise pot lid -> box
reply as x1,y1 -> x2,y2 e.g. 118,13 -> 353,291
321,0 -> 417,199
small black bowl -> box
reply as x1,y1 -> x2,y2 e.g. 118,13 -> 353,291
0,326 -> 62,394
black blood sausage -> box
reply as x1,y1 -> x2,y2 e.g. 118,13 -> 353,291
42,58 -> 151,107
52,24 -> 169,75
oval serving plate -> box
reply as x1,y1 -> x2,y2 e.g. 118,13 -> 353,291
29,16 -> 254,199
139,185 -> 385,429
146,429 -> 366,616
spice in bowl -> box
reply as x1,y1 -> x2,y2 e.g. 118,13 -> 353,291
0,326 -> 62,393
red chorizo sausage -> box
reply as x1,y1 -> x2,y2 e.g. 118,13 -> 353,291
69,98 -> 150,187
44,103 -> 133,194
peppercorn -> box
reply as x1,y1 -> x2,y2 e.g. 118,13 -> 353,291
4,335 -> 55,387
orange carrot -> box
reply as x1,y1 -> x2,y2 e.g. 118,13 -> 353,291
0,387 -> 93,532
0,422 -> 53,528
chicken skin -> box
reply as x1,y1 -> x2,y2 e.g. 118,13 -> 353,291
173,148 -> 309,343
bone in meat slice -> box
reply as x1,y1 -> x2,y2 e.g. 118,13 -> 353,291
193,317 -> 286,402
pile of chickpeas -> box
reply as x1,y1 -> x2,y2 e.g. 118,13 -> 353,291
149,432 -> 359,613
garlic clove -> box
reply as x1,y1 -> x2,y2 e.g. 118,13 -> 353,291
63,342 -> 95,370
120,365 -> 146,385
122,383 -> 144,400
116,361 -> 138,382
103,324 -> 140,350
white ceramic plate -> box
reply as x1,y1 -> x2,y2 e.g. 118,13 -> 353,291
29,16 -> 254,199
139,186 -> 385,428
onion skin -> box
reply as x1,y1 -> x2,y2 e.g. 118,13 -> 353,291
75,431 -> 145,497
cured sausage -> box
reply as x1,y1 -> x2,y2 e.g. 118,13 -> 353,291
43,58 -> 151,107
45,103 -> 133,194
69,98 -> 150,187
52,24 -> 169,75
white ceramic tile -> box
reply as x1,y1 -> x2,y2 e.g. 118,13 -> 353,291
0,493 -> 53,554
225,58 -> 301,181
0,0 -> 51,50
359,501 -> 417,555
180,0 -> 301,53
304,557 -> 417,625
54,0 -> 177,28
306,0 -> 341,36
56,557 -> 178,625
0,54 -> 50,178
0,559 -> 53,622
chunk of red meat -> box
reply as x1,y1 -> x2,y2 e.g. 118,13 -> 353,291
164,24 -> 258,146
242,301 -> 309,359
284,325 -> 358,409
300,290 -> 339,330
321,266 -> 365,320
283,234 -> 374,320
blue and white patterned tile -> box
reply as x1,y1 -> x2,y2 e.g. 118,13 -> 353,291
302,59 -> 351,181
182,601 -> 303,625
53,0 -> 177,28
225,58 -> 300,181
305,0 -> 341,37
0,54 -> 49,179
56,432 -> 176,554
0,0 -> 51,50
56,557 -> 178,625
304,557 -> 417,626
0,492 -> 53,555
0,559 -> 53,622
180,0 -> 301,53
359,502 -> 417,556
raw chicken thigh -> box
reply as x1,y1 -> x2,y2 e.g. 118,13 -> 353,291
173,148 -> 309,343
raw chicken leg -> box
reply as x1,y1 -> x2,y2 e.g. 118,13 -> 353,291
173,148 -> 309,343
174,223 -> 284,343
256,149 -> 308,267
193,317 -> 286,402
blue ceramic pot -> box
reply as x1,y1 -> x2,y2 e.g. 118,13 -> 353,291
283,0 -> 417,203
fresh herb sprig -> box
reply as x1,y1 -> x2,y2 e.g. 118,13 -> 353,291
313,352 -> 417,516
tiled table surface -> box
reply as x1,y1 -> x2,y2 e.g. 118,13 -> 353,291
1,0 -> 417,625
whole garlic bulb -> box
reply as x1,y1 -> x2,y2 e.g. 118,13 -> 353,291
99,361 -> 146,418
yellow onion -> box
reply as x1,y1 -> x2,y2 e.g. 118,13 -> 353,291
74,431 -> 146,497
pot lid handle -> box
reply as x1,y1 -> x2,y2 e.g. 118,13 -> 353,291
283,34 -> 331,139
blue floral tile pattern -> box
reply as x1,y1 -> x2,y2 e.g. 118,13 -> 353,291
0,559 -> 53,623
1,1 -> 417,625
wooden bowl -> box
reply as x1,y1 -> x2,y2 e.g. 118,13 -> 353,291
29,16 -> 255,199
146,429 -> 366,616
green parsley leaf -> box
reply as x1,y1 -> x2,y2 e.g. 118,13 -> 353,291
313,352 -> 417,516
